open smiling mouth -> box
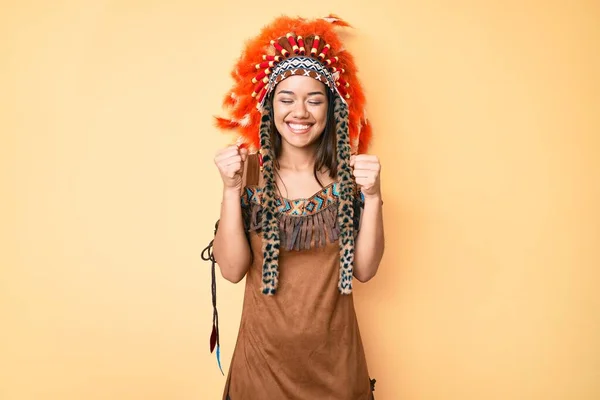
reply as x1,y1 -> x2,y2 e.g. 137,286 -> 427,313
286,122 -> 313,134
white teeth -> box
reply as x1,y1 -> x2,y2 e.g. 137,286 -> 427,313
289,123 -> 311,130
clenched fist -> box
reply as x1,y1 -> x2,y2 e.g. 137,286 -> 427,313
214,145 -> 249,192
350,154 -> 382,200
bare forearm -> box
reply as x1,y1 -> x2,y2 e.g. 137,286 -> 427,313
354,196 -> 384,282
213,188 -> 252,282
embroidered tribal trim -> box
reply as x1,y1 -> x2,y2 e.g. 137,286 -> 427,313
241,184 -> 364,252
241,183 -> 357,217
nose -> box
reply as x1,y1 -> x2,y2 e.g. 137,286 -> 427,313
292,101 -> 309,118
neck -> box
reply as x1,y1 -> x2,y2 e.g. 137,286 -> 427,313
278,143 -> 318,172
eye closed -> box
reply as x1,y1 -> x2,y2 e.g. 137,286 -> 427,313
278,99 -> 324,106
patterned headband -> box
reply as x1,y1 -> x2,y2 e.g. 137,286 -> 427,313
250,31 -> 351,104
258,56 -> 347,109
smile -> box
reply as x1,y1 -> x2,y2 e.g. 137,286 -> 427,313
286,122 -> 313,134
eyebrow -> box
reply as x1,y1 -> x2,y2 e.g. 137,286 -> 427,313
276,89 -> 326,96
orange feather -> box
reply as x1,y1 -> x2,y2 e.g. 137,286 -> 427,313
214,116 -> 239,130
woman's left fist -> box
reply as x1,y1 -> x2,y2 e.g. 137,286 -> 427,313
350,154 -> 381,199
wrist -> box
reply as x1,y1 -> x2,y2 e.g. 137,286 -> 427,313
363,193 -> 383,206
222,186 -> 241,200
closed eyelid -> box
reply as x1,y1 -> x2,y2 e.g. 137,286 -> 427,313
275,90 -> 325,98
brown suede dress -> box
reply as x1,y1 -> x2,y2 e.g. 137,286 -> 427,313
222,154 -> 374,400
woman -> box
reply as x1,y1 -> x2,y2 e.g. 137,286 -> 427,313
206,15 -> 384,399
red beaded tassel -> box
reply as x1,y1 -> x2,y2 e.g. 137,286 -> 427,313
297,35 -> 306,55
336,76 -> 351,99
263,55 -> 282,62
255,60 -> 276,69
251,79 -> 267,98
257,87 -> 267,103
337,77 -> 350,89
337,83 -> 350,99
270,40 -> 290,57
324,56 -> 339,66
317,44 -> 331,61
310,35 -> 320,57
252,68 -> 271,84
286,33 -> 299,54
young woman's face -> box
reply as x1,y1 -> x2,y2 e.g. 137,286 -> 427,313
273,75 -> 329,150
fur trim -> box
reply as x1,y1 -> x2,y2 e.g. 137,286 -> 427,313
257,102 -> 279,295
334,97 -> 355,294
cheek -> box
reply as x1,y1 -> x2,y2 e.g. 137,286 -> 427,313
273,108 -> 287,128
316,107 -> 328,125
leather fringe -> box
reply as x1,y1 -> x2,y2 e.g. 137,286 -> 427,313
242,194 -> 363,252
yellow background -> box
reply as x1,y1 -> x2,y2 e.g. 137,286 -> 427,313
2,0 -> 599,399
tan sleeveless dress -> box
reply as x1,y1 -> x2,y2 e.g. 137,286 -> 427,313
223,154 -> 375,400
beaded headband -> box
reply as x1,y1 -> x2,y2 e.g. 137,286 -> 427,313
257,55 -> 346,110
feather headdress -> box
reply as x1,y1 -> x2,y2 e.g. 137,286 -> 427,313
215,14 -> 372,154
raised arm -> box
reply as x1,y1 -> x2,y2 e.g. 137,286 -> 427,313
212,145 -> 252,283
351,154 -> 385,282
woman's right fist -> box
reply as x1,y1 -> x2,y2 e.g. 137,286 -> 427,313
214,145 -> 248,191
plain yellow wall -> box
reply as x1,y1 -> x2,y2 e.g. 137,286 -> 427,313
2,1 -> 599,399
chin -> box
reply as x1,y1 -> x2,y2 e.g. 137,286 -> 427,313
287,134 -> 319,148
